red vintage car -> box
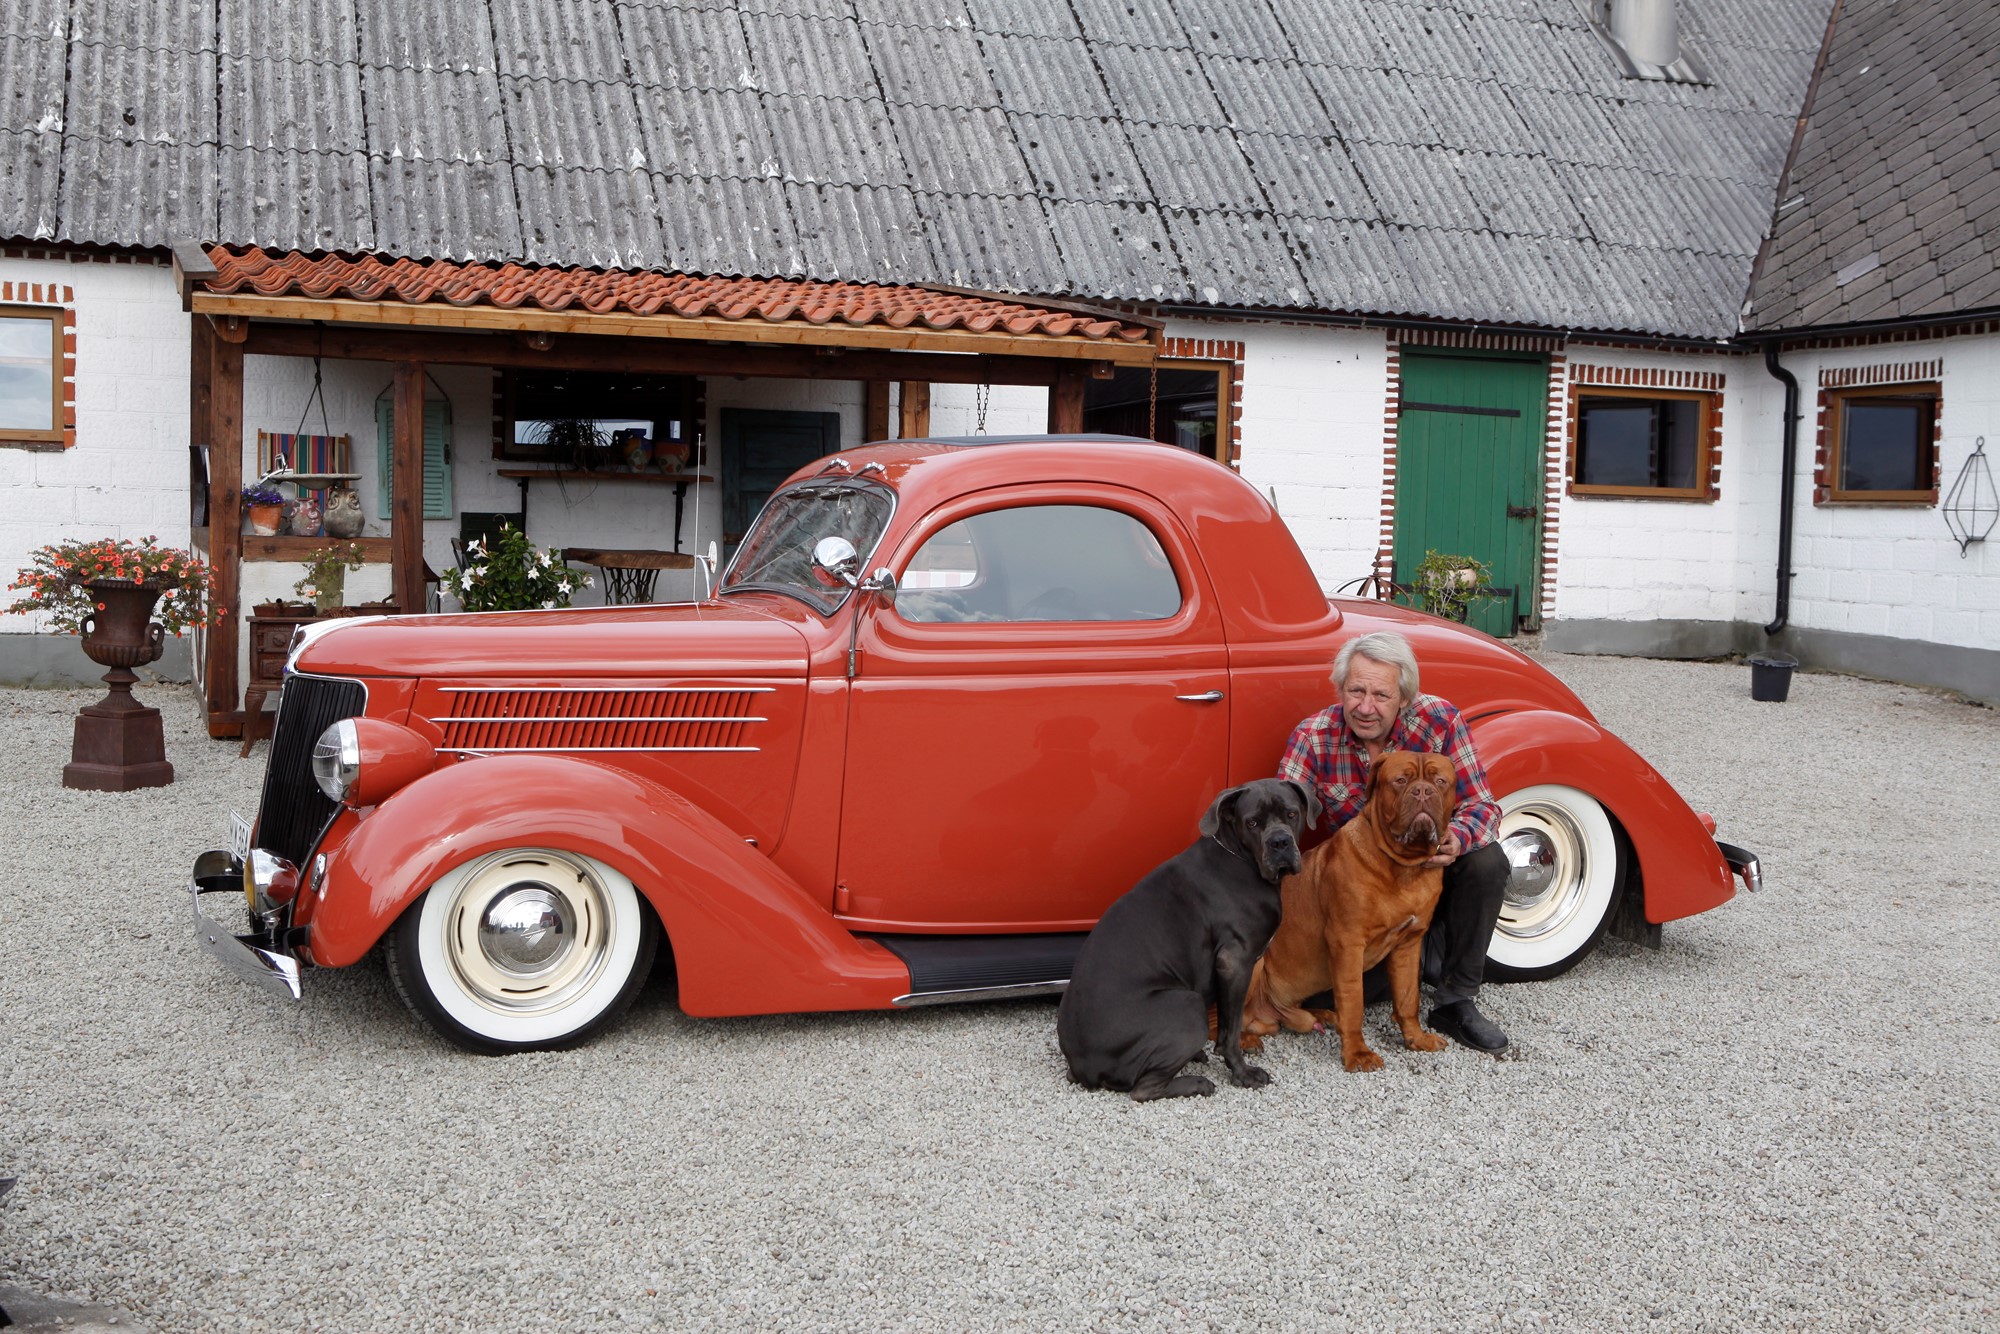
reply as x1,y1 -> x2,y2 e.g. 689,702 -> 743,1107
193,437 -> 1757,1052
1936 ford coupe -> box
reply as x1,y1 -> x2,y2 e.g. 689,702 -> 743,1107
193,437 -> 1757,1052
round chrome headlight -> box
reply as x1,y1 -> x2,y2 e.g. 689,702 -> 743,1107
312,718 -> 362,801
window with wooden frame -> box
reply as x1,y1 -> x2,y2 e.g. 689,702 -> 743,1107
0,305 -> 63,446
1820,382 -> 1940,504
1567,384 -> 1717,499
1081,360 -> 1231,460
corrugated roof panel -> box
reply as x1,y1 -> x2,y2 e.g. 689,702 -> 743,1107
963,0 -> 1080,41
653,172 -> 800,277
0,0 -> 65,44
865,19 -> 1001,110
982,32 -> 1115,118
1453,10 -> 1595,92
1362,3 -> 1488,77
738,11 -> 878,98
1009,111 -> 1147,203
620,4 -> 756,91
354,0 -> 498,73
784,181 -> 937,281
1456,150 -> 1588,239
490,0 -> 628,83
363,65 -> 510,165
219,0 -> 358,64
1554,159 -> 1685,251
216,148 -> 375,254
1411,73 -> 1539,156
762,93 -> 912,187
1206,56 -> 1328,137
914,189 -> 1068,292
1127,122 -> 1267,213
1237,131 -> 1377,220
1161,207 -> 1310,307
1045,197 -> 1188,299
1305,64 -> 1440,147
70,0 -> 212,53
1067,0 -> 1187,51
57,136 -> 217,247
502,77 -> 650,172
0,33 -> 66,134
220,57 -> 367,155
1279,214 -> 1416,315
1498,85 -> 1632,168
629,85 -> 777,180
850,0 -> 972,28
0,129 -> 62,240
368,155 -> 524,260
513,165 -> 665,267
1385,223 -> 1528,325
1092,42 -> 1225,128
1696,3 -> 1830,53
65,42 -> 217,146
737,0 -> 853,18
1263,0 -> 1393,69
1171,0 -> 1296,59
1347,140 -> 1485,232
887,103 -> 1034,196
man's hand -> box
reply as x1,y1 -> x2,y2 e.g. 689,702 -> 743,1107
1424,830 -> 1461,868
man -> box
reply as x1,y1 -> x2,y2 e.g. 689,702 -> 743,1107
1276,629 -> 1511,1053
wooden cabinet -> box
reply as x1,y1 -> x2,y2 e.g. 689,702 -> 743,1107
241,610 -> 325,756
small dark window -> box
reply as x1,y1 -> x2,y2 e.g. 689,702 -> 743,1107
1568,387 -> 1715,499
1082,361 -> 1229,459
500,369 -> 694,465
1827,387 -> 1938,501
0,306 -> 63,445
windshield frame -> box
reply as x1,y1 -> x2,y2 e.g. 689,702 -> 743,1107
717,476 -> 898,614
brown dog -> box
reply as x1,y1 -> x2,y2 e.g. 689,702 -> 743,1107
1243,751 -> 1457,1072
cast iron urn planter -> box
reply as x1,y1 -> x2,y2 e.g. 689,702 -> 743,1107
63,578 -> 176,791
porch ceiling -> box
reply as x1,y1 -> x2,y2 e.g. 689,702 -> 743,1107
182,246 -> 1159,364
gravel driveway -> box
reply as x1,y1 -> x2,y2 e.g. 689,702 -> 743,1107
2,654 -> 1996,1332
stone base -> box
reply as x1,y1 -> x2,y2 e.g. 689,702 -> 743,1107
63,694 -> 175,791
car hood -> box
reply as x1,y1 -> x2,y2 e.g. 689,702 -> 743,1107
289,601 -> 812,681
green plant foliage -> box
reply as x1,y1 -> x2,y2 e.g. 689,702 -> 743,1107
6,536 -> 221,636
1407,549 -> 1493,623
440,523 -> 590,612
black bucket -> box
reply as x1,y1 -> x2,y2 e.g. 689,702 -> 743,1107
1748,653 -> 1798,703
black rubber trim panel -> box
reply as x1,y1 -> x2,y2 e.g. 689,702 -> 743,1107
866,933 -> 1087,994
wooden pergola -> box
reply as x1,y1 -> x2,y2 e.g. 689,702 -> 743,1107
174,245 -> 1162,737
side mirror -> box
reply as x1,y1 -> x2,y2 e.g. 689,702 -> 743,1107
810,536 -> 861,588
860,568 -> 897,609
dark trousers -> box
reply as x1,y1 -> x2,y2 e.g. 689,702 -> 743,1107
1361,839 -> 1509,1008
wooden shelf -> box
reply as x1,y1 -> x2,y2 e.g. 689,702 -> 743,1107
498,469 -> 714,484
242,535 -> 392,561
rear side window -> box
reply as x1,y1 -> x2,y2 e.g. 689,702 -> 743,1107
896,504 -> 1182,624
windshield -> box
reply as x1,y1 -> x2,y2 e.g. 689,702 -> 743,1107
720,479 -> 895,610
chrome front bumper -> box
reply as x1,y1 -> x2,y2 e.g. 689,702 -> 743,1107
190,848 -> 303,1000
1717,840 -> 1762,893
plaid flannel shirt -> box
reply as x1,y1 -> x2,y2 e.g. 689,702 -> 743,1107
1276,693 -> 1501,851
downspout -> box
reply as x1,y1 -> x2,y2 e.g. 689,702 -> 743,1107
1761,342 -> 1799,634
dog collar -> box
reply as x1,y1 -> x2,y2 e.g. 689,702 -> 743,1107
1208,833 -> 1244,860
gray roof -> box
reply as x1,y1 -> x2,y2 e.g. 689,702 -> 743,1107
0,0 -> 1832,339
1742,0 -> 2000,333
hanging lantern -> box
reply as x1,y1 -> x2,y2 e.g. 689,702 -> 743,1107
1942,435 -> 1997,557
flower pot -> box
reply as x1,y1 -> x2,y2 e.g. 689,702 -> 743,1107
311,565 -> 345,614
248,503 -> 284,536
64,579 -> 175,790
1748,653 -> 1797,703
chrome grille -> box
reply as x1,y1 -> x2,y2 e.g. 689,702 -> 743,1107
255,673 -> 366,866
431,686 -> 771,753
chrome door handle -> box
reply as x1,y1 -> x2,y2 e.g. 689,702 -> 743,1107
1175,690 -> 1225,703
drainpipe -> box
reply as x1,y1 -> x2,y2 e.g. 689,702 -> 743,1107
1761,342 -> 1799,634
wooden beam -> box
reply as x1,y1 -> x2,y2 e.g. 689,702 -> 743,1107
898,382 -> 931,439
391,363 -> 426,614
203,317 -> 245,733
206,312 -> 250,344
864,380 -> 891,443
1049,365 -> 1086,434
194,292 -> 1161,364
239,322 -> 1078,387
171,241 -> 219,313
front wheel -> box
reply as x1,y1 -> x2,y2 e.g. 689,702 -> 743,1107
1483,785 -> 1622,983
384,847 -> 658,1053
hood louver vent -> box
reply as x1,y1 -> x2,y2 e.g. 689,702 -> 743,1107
432,686 -> 773,753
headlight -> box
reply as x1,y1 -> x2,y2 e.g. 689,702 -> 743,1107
313,718 -> 361,801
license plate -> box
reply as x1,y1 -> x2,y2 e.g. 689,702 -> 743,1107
227,811 -> 252,863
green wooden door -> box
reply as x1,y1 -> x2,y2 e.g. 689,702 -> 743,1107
1393,351 -> 1546,638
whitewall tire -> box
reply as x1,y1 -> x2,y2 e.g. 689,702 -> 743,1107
1484,785 -> 1622,982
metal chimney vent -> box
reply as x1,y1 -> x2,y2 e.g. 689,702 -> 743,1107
1581,0 -> 1711,84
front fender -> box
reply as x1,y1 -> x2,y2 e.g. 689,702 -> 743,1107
308,754 -> 907,1015
1469,710 -> 1735,924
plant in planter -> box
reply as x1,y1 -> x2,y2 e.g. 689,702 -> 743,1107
6,536 -> 222,790
532,418 -> 612,471
243,483 -> 288,536
1406,549 -> 1494,624
294,541 -> 369,614
440,523 -> 591,611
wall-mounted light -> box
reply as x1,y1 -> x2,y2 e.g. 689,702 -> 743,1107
1943,435 -> 1997,556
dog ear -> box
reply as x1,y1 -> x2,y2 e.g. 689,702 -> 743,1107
1198,784 -> 1246,839
1282,778 -> 1322,830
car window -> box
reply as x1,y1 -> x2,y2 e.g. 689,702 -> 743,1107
720,479 -> 894,611
895,504 -> 1182,623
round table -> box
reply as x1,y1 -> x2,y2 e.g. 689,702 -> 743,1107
561,548 -> 697,605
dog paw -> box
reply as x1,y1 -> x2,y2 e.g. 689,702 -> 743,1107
1230,1064 -> 1273,1089
1342,1048 -> 1385,1073
1239,1032 -> 1264,1053
1406,1031 -> 1448,1053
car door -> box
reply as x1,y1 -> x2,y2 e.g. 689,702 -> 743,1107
835,484 -> 1229,931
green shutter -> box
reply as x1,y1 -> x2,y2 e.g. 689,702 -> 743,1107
375,399 -> 455,520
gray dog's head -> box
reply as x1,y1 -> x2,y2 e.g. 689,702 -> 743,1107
1200,779 -> 1321,884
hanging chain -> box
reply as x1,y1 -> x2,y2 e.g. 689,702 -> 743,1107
294,326 -> 332,440
1147,358 -> 1158,441
975,382 -> 990,434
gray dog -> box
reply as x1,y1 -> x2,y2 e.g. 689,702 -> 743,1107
1057,778 -> 1320,1101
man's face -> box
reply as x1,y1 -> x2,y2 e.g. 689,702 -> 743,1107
1340,654 -> 1405,745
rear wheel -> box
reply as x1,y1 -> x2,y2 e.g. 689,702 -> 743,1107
384,847 -> 657,1053
1483,785 -> 1622,982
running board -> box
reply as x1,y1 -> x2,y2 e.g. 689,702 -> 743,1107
868,932 -> 1085,1007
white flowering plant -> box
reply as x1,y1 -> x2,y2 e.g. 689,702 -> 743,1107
440,523 -> 591,611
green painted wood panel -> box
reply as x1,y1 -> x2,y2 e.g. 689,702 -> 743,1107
1392,351 -> 1546,638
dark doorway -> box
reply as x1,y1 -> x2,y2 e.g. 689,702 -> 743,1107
720,408 -> 843,553
1081,361 -> 1229,458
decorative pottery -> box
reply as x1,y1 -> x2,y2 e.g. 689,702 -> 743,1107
322,486 -> 365,538
247,503 -> 284,537
655,438 -> 692,471
289,494 -> 323,538
617,429 -> 654,470
63,579 -> 175,791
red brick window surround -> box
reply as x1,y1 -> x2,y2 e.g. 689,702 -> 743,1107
1815,361 -> 1943,505
1566,364 -> 1723,501
0,284 -> 75,449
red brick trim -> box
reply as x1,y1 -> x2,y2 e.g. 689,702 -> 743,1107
1161,335 -> 1246,464
1781,321 -> 1998,351
1373,333 -> 1401,583
0,281 -> 76,450
1537,348 -> 1566,623
1817,358 -> 1943,388
1568,363 -> 1725,392
1564,364 -> 1727,501
1399,327 -> 1563,354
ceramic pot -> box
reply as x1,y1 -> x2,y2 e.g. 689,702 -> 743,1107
248,503 -> 284,537
312,566 -> 345,614
322,486 -> 365,538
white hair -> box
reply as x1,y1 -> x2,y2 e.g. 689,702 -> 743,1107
1332,630 -> 1420,705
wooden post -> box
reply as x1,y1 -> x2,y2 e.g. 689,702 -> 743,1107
203,318 -> 244,734
898,381 -> 930,439
1048,365 -> 1086,434
864,380 -> 891,442
392,362 -> 426,613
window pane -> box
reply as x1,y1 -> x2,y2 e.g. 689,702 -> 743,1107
1577,399 -> 1654,486
1082,365 -> 1224,455
0,315 -> 55,432
1657,398 -> 1701,489
896,504 -> 1182,623
1841,399 -> 1929,492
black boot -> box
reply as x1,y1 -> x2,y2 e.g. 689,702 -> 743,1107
1427,999 -> 1508,1053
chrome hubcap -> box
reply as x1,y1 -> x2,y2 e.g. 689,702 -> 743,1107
443,852 -> 614,1014
1497,803 -> 1591,942
478,886 -> 575,976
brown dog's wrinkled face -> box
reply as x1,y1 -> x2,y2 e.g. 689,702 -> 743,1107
1367,752 -> 1456,856
1201,779 -> 1322,884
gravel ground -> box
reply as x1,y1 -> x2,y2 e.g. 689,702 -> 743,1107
2,655 -> 1997,1332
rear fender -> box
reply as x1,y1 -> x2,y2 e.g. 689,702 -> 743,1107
1468,710 -> 1734,924
309,753 -> 906,1014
